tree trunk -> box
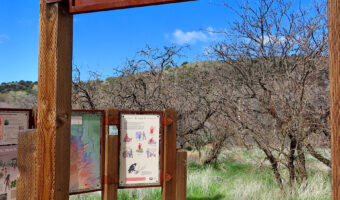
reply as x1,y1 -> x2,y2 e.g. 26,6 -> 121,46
253,138 -> 284,191
288,134 -> 297,189
267,151 -> 284,191
296,142 -> 307,183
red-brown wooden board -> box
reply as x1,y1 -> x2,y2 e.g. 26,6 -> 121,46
68,0 -> 193,14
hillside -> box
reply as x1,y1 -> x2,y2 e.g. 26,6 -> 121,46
0,81 -> 37,108
0,81 -> 37,94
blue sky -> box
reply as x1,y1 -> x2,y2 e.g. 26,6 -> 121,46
0,0 -> 315,83
0,0 -> 235,83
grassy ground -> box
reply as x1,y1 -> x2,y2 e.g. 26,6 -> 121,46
70,148 -> 331,200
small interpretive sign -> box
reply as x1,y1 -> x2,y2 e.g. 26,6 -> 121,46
119,113 -> 162,187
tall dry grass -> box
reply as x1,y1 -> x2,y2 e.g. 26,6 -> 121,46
70,148 -> 331,200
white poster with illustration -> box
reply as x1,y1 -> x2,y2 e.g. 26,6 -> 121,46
0,111 -> 29,145
119,114 -> 161,187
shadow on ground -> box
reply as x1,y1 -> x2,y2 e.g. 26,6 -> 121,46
187,194 -> 225,200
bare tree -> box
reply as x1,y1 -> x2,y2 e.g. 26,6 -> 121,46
211,0 -> 329,192
72,66 -> 103,109
72,45 -> 230,162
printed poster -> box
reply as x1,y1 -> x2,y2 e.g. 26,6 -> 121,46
69,113 -> 102,194
0,145 -> 18,200
0,112 -> 29,145
119,114 -> 161,187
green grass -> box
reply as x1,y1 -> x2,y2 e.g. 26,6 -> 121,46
70,148 -> 331,200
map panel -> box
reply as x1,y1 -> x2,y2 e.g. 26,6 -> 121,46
70,112 -> 102,194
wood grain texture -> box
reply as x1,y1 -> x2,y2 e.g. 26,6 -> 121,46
17,130 -> 37,200
103,108 -> 119,200
329,1 -> 340,200
176,149 -> 187,200
37,1 -> 73,199
69,0 -> 194,14
162,109 -> 177,200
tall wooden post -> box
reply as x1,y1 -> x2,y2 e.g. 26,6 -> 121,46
36,0 -> 73,199
329,1 -> 340,200
103,108 -> 119,200
176,149 -> 187,200
162,109 -> 177,200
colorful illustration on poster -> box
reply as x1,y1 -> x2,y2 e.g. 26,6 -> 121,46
148,138 -> 156,145
69,113 -> 102,193
123,149 -> 133,158
150,126 -> 155,134
123,134 -> 132,142
136,143 -> 144,153
0,111 -> 29,145
146,149 -> 156,158
135,131 -> 146,141
0,145 -> 18,200
119,114 -> 161,187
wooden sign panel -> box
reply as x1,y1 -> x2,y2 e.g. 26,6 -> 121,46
68,0 -> 193,14
118,111 -> 163,188
0,109 -> 33,146
69,110 -> 105,195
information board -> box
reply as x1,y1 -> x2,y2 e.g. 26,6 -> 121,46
0,110 -> 30,145
119,112 -> 163,188
0,145 -> 18,200
69,111 -> 104,194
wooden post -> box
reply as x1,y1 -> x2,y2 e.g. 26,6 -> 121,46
103,108 -> 119,200
36,0 -> 73,199
17,130 -> 37,200
162,109 -> 177,200
176,149 -> 187,200
329,1 -> 340,200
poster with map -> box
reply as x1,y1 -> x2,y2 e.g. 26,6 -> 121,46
69,112 -> 102,194
119,113 -> 161,187
0,111 -> 29,145
0,145 -> 18,200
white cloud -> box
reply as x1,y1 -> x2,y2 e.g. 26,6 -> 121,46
206,27 -> 216,36
172,29 -> 208,45
171,27 -> 221,45
262,35 -> 286,44
0,34 -> 9,44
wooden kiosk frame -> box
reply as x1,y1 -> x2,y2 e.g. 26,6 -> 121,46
15,0 -> 340,199
31,0 -> 191,199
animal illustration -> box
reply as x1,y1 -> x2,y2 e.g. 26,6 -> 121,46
128,163 -> 137,173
